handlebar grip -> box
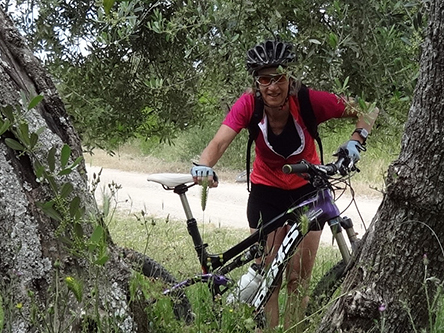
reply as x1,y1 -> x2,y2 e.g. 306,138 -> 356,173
282,163 -> 310,174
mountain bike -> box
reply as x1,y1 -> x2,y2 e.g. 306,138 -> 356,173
138,149 -> 365,328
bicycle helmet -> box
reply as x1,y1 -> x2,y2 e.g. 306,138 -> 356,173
246,40 -> 296,75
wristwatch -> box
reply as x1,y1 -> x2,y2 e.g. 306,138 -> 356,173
352,128 -> 369,144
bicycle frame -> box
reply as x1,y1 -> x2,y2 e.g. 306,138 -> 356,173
147,173 -> 360,313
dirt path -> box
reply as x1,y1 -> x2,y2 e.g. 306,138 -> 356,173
87,165 -> 382,245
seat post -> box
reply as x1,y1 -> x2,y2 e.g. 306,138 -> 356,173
174,184 -> 194,220
178,192 -> 194,221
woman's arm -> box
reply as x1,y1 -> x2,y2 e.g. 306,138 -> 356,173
198,124 -> 238,167
343,98 -> 380,145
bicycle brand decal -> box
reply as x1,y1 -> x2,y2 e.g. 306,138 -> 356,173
252,224 -> 300,308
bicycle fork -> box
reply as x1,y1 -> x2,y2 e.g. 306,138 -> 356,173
328,216 -> 360,265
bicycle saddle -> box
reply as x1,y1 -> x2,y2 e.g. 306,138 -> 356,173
147,173 -> 194,188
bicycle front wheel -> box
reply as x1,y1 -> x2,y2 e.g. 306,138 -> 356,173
307,259 -> 347,316
123,249 -> 194,324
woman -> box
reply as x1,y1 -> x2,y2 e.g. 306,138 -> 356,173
191,39 -> 378,330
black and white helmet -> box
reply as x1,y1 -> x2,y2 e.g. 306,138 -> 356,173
246,40 -> 296,75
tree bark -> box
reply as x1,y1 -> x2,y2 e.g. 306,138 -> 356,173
318,2 -> 444,332
0,10 -> 147,332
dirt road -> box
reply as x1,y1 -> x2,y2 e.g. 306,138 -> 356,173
87,166 -> 382,245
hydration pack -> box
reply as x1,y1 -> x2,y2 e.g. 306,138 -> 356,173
245,84 -> 323,191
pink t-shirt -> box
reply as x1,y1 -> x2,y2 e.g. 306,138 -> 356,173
222,89 -> 346,190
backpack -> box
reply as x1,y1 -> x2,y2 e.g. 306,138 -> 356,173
245,83 -> 323,191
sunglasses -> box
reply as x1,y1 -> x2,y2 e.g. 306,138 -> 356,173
255,74 -> 287,86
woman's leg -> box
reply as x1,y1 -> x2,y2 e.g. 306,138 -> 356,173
262,226 -> 288,328
284,230 -> 322,331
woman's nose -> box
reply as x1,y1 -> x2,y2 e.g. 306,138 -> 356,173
267,81 -> 280,89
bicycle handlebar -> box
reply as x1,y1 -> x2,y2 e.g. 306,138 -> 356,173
282,145 -> 355,180
282,158 -> 345,176
282,163 -> 310,174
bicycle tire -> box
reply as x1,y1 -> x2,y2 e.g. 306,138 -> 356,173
307,259 -> 347,316
123,249 -> 194,324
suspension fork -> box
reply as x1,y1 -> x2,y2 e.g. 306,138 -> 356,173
328,217 -> 351,264
328,216 -> 360,264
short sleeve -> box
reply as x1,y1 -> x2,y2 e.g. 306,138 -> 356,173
222,93 -> 255,133
308,89 -> 346,124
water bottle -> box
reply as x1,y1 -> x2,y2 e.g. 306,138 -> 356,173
226,263 -> 263,304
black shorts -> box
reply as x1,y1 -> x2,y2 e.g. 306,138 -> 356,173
247,183 -> 316,229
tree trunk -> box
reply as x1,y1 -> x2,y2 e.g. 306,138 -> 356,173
318,2 -> 444,332
0,10 -> 148,332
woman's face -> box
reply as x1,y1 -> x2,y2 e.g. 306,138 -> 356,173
256,67 -> 289,108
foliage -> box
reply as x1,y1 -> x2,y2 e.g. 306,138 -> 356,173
4,0 -> 426,151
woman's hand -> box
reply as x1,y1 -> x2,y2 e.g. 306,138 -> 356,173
190,164 -> 219,187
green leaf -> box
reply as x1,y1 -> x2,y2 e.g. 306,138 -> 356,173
76,206 -> 85,220
343,76 -> 350,90
30,133 -> 39,149
59,236 -> 73,246
36,127 -> 45,136
74,222 -> 84,239
5,138 -> 25,151
70,156 -> 83,169
34,160 -> 45,180
90,225 -> 104,244
358,97 -> 367,110
308,39 -> 321,45
18,123 -> 30,146
103,0 -> 115,15
58,168 -> 73,176
69,196 -> 81,217
60,144 -> 71,168
36,202 -> 62,221
28,95 -> 44,110
1,105 -> 14,122
94,255 -> 109,266
328,33 -> 338,48
0,119 -> 10,135
47,147 -> 56,172
60,183 -> 73,199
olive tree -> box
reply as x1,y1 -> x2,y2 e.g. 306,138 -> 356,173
0,10 -> 152,332
318,1 -> 444,331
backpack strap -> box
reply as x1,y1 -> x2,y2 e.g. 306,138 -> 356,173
246,92 -> 264,192
245,84 -> 323,192
297,84 -> 324,164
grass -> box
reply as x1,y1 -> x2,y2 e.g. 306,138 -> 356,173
108,213 -> 251,280
107,211 -> 342,332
